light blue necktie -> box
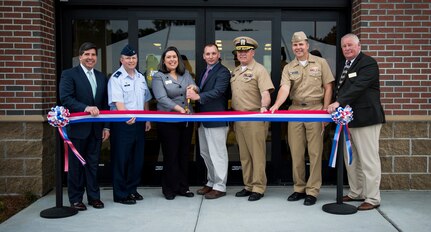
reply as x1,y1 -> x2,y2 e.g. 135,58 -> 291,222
87,70 -> 97,98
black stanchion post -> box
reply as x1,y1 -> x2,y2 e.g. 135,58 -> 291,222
322,131 -> 357,215
40,129 -> 78,218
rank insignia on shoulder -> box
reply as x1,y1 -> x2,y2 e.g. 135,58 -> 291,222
114,71 -> 122,78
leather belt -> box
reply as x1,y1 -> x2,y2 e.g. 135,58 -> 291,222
292,100 -> 322,106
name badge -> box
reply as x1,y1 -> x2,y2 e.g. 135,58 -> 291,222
165,80 -> 173,84
348,72 -> 357,78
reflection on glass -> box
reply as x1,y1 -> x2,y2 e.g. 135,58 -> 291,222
215,20 -> 272,74
215,20 -> 272,162
281,21 -> 336,74
72,20 -> 128,77
138,20 -> 196,80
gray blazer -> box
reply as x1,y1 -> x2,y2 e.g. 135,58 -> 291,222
152,70 -> 196,113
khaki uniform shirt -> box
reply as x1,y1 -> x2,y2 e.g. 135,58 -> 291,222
281,54 -> 334,102
231,59 -> 274,111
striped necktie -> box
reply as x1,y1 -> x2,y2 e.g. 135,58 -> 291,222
335,60 -> 351,96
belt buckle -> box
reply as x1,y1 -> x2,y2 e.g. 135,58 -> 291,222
300,103 -> 307,106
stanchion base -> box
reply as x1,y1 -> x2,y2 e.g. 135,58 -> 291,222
40,206 -> 78,218
322,202 -> 358,215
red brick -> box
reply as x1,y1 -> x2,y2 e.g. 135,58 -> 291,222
387,22 -> 404,27
15,92 -> 33,97
392,110 -> 410,115
385,104 -> 402,109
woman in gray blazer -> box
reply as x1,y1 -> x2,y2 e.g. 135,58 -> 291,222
152,46 -> 197,200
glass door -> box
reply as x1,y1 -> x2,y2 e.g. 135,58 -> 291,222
135,11 -> 203,185
61,6 -> 346,186
205,10 -> 280,184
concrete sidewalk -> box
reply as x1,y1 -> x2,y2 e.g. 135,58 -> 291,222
1,186 -> 430,232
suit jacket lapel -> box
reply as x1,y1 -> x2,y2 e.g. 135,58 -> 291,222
201,63 -> 221,89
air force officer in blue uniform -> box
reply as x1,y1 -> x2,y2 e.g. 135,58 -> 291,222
108,45 -> 152,205
59,42 -> 110,210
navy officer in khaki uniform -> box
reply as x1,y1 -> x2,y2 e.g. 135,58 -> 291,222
231,36 -> 274,201
270,31 -> 334,206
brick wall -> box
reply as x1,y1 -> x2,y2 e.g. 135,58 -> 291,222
352,0 -> 431,116
0,0 -> 56,116
0,0 -> 56,196
352,0 -> 431,190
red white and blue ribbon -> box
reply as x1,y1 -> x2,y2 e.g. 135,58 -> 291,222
328,106 -> 353,168
47,106 -> 86,171
48,106 -> 335,170
67,110 -> 333,123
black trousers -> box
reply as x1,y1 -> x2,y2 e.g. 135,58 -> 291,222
68,128 -> 102,204
157,122 -> 193,196
110,122 -> 146,201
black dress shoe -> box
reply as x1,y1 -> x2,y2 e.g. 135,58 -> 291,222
235,189 -> 252,197
164,194 -> 175,200
248,192 -> 264,201
88,199 -> 104,209
114,196 -> 136,205
178,191 -> 194,198
304,195 -> 317,206
287,192 -> 307,201
71,202 -> 87,211
129,192 -> 144,201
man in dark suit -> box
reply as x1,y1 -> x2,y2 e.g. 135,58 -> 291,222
327,33 -> 385,211
59,42 -> 110,210
187,43 -> 231,199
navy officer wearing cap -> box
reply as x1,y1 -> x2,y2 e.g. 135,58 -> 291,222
230,36 -> 274,201
108,44 -> 152,204
270,31 -> 334,206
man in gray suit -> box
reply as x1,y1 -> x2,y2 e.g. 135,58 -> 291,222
187,43 -> 231,199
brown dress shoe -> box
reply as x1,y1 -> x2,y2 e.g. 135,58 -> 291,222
205,190 -> 226,199
71,202 -> 87,211
358,202 -> 380,211
342,195 -> 365,202
88,199 -> 104,209
197,186 -> 212,195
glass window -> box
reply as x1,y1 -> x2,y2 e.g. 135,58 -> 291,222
138,20 -> 196,84
72,20 -> 128,76
215,20 -> 272,73
281,21 -> 337,74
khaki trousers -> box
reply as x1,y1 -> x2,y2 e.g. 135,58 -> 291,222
345,124 -> 382,205
234,121 -> 268,194
198,126 -> 229,192
288,121 -> 323,197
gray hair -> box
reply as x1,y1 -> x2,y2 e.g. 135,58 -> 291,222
341,33 -> 360,44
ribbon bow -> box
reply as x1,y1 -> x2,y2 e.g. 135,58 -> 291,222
47,106 -> 86,171
328,106 -> 353,168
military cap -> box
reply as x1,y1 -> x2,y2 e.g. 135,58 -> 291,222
233,36 -> 258,51
291,31 -> 308,43
121,44 -> 137,56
